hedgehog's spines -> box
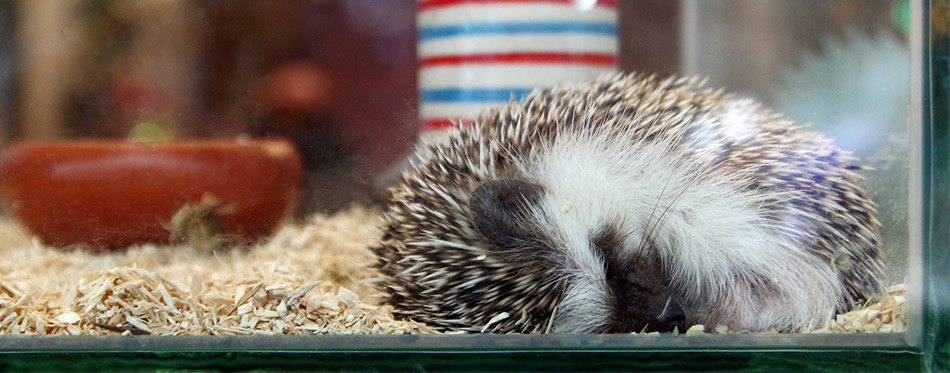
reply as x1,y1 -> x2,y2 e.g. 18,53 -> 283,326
372,72 -> 886,333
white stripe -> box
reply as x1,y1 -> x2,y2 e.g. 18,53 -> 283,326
418,33 -> 617,57
418,3 -> 615,25
419,65 -> 616,89
420,102 -> 501,120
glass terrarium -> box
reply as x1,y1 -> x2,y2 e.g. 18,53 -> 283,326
0,0 -> 945,370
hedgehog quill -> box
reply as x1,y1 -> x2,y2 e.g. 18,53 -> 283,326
372,73 -> 886,334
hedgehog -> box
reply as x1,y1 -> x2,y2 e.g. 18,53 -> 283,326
371,72 -> 886,334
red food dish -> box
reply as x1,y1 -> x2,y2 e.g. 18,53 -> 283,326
0,139 -> 302,250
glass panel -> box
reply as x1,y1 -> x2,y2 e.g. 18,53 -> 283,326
0,0 -> 943,370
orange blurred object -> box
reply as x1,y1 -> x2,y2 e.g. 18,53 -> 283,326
0,139 -> 302,250
261,61 -> 334,113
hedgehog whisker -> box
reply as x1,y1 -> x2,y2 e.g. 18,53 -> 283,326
638,172 -> 674,255
642,171 -> 704,262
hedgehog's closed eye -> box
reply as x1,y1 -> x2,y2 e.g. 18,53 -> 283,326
469,179 -> 544,247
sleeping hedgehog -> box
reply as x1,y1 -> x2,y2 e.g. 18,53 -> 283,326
371,73 -> 886,333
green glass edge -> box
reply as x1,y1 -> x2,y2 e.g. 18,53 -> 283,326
1,0 -> 947,370
0,350 -> 927,372
925,0 -> 950,369
0,332 -> 930,371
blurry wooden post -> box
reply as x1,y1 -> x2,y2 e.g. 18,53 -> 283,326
16,0 -> 80,140
133,0 -> 201,137
619,1 -> 682,77
1,6 -> 13,149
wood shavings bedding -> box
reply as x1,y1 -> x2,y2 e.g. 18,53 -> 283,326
0,207 -> 906,336
0,207 -> 433,335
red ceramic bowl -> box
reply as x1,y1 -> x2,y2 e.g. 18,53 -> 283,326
0,139 -> 302,250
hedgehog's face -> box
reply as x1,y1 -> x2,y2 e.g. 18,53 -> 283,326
469,177 -> 688,333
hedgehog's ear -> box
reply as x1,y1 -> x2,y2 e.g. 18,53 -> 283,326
469,179 -> 544,247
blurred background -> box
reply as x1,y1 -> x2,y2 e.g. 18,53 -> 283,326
0,0 -> 909,216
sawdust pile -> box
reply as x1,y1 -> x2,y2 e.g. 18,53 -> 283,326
0,207 -> 434,335
0,207 -> 907,336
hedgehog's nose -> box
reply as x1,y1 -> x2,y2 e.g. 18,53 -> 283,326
470,178 -> 544,247
653,296 -> 687,333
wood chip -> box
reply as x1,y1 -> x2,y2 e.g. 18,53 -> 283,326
287,282 -> 321,307
54,312 -> 80,324
685,324 -> 705,334
337,287 -> 359,307
229,283 -> 263,316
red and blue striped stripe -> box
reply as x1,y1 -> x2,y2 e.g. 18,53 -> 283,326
417,0 -> 618,133
421,87 -> 535,102
418,21 -> 617,41
419,52 -> 617,67
418,0 -> 617,11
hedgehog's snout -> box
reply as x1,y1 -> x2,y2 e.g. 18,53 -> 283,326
469,178 -> 544,247
653,296 -> 687,333
604,254 -> 689,333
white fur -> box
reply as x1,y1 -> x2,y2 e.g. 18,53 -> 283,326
516,128 -> 843,332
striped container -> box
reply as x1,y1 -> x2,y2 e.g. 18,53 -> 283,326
417,0 -> 618,142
